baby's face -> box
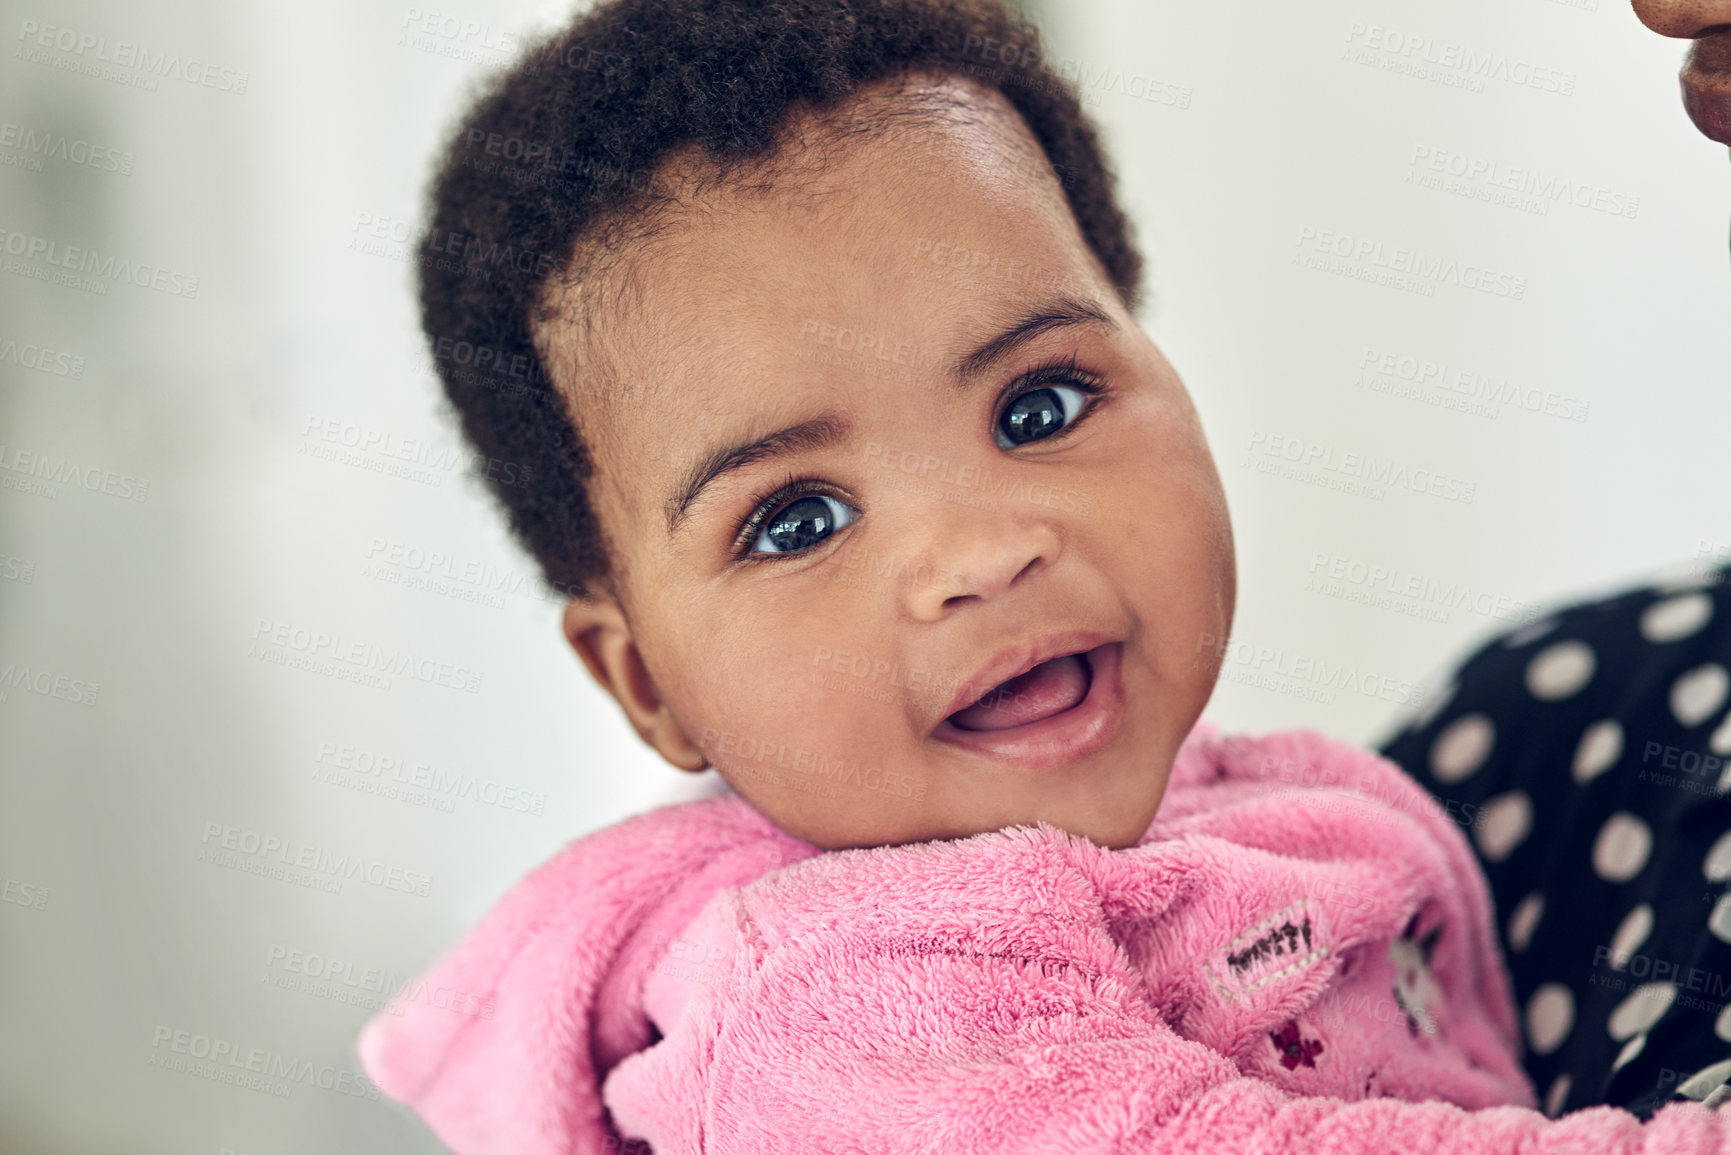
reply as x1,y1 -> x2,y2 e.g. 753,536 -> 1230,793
553,77 -> 1234,850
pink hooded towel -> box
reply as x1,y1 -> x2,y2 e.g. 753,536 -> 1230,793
358,725 -> 1731,1152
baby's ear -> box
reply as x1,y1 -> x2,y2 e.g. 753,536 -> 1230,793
562,595 -> 708,773
561,593 -> 622,690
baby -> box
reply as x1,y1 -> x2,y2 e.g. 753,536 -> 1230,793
356,0 -> 1731,1151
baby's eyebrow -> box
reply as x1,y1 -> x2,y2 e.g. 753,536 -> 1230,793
953,296 -> 1117,383
664,295 -> 1117,538
666,413 -> 853,537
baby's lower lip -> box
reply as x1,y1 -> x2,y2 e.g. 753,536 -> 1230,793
929,642 -> 1125,770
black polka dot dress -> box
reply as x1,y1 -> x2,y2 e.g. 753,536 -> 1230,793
1380,563 -> 1731,1120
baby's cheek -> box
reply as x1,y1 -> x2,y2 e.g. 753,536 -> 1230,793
694,646 -> 875,768
1119,522 -> 1232,677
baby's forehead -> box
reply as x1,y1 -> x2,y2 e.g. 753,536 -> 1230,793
563,83 -> 1078,348
539,75 -> 1101,483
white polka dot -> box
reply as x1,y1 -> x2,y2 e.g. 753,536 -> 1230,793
1593,813 -> 1653,882
1408,679 -> 1457,733
1674,664 -> 1731,728
1507,893 -> 1544,953
1678,1058 -> 1731,1100
1715,999 -> 1731,1042
1504,618 -> 1559,648
1608,982 -> 1677,1040
1571,720 -> 1624,785
1543,1073 -> 1571,1118
1475,791 -> 1533,862
1607,905 -> 1654,970
1431,714 -> 1495,784
1711,895 -> 1731,943
1611,1033 -> 1647,1071
1527,641 -> 1596,701
1713,714 -> 1731,759
1642,593 -> 1715,643
1526,983 -> 1575,1054
1704,830 -> 1731,882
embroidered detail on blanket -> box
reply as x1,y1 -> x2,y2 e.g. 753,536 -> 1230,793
1390,912 -> 1446,1038
1269,1019 -> 1326,1069
1207,899 -> 1329,1000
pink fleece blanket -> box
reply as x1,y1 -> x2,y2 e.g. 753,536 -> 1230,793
358,725 -> 1731,1152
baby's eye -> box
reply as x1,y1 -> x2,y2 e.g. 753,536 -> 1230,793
750,493 -> 856,556
995,384 -> 1090,450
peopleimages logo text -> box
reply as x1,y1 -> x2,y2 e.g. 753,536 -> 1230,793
249,617 -> 484,694
16,19 -> 249,93
0,121 -> 134,174
148,1026 -> 377,1099
199,822 -> 434,897
0,228 -> 199,297
1293,226 -> 1525,300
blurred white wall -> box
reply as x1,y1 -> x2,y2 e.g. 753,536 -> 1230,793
0,0 -> 1724,1150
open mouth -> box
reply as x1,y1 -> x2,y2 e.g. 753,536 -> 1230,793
932,641 -> 1125,769
946,651 -> 1093,731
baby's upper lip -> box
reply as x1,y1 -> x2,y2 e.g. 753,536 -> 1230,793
1683,30 -> 1731,144
933,629 -> 1119,729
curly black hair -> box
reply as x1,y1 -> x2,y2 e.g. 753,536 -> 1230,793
418,0 -> 1142,600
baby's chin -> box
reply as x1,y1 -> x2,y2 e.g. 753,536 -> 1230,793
722,743 -> 1175,852
738,647 -> 1210,849
792,789 -> 1167,851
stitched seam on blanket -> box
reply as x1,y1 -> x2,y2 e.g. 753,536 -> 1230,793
1206,899 -> 1328,1000
1207,947 -> 1329,999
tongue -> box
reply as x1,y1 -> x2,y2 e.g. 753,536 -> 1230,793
948,653 -> 1090,732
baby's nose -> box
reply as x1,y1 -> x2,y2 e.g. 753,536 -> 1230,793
1632,0 -> 1731,38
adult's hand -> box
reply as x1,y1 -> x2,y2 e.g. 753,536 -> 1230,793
1632,0 -> 1731,142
